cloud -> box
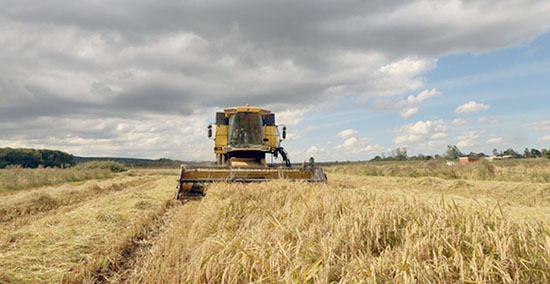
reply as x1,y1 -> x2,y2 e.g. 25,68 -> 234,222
1,0 -> 549,159
400,107 -> 419,118
371,88 -> 442,118
405,88 -> 442,105
284,131 -> 302,141
305,125 -> 321,131
455,101 -> 490,114
379,57 -> 437,78
539,135 -> 550,142
0,113 -> 214,160
306,146 -> 325,156
487,137 -> 503,144
342,137 -> 358,147
451,118 -> 467,125
363,144 -> 391,154
418,139 -> 449,152
457,140 -> 474,148
337,129 -> 358,138
526,120 -> 550,131
394,119 -> 447,145
456,130 -> 486,148
276,109 -> 307,126
478,117 -> 488,123
431,132 -> 448,139
333,136 -> 372,151
478,117 -> 499,124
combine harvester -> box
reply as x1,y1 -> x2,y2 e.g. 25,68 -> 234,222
176,105 -> 327,199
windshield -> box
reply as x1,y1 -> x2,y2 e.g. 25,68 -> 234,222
228,112 -> 263,147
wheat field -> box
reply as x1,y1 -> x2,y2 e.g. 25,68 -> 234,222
1,161 -> 550,283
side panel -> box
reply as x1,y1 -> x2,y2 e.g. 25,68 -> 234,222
263,125 -> 278,149
214,125 -> 228,154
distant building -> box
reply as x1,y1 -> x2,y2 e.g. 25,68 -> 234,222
460,155 -> 514,164
485,155 -> 514,161
459,157 -> 482,164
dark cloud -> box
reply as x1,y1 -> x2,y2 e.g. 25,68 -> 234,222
111,85 -> 197,115
0,0 -> 549,157
4,0 -> 547,57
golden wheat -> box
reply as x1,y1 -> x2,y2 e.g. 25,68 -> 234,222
3,162 -> 550,283
130,180 -> 550,283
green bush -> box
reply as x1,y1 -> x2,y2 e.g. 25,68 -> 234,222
73,161 -> 127,172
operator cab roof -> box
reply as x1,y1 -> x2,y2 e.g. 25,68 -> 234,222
223,106 -> 271,115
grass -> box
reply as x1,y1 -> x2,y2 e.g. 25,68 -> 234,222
326,159 -> 550,183
130,181 -> 550,283
0,161 -> 127,192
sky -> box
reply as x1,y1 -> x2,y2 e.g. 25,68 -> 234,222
1,0 -> 549,162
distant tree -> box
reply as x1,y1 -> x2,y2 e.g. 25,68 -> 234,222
393,147 -> 408,161
371,155 -> 382,161
446,145 -> 463,160
40,149 -> 73,167
492,148 -> 499,156
524,148 -> 532,159
542,149 -> 550,159
468,152 -> 486,158
0,147 -> 74,168
531,149 -> 542,158
503,148 -> 520,158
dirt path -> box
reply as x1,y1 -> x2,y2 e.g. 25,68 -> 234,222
95,200 -> 192,283
122,200 -> 201,283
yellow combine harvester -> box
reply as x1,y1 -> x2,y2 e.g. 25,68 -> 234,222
176,105 -> 327,199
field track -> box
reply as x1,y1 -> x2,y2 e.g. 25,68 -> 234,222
2,168 -> 550,283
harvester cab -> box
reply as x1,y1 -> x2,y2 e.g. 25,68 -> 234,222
176,105 -> 327,199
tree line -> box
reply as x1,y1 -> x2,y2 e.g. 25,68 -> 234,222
0,147 -> 74,168
371,146 -> 550,162
444,145 -> 550,160
0,147 -> 186,169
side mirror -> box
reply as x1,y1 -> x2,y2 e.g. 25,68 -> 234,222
207,125 -> 212,138
282,126 -> 287,139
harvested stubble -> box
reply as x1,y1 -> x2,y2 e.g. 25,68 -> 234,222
327,159 -> 550,183
330,173 -> 550,214
0,173 -> 176,283
0,161 -> 127,193
131,180 -> 550,283
0,173 -> 150,223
